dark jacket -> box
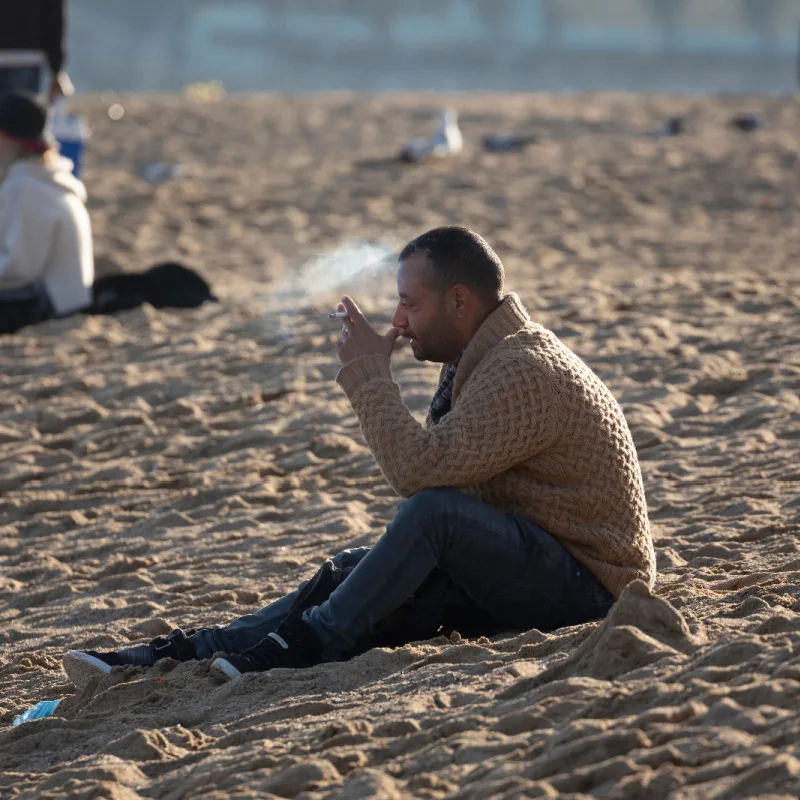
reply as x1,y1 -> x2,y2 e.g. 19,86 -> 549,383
0,1 -> 65,74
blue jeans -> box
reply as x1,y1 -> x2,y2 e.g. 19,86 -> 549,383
190,489 -> 614,660
0,282 -> 55,335
0,66 -> 43,98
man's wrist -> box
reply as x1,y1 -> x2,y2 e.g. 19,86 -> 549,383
336,354 -> 392,395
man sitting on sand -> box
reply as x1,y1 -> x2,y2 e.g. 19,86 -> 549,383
64,226 -> 655,686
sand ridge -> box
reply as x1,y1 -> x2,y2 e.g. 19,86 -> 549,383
0,93 -> 799,798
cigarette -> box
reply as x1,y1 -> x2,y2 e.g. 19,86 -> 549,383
328,311 -> 349,318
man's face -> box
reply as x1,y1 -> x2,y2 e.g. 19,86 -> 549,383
391,252 -> 464,363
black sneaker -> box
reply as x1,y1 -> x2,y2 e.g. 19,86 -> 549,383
63,628 -> 197,688
63,649 -> 141,687
210,618 -> 322,682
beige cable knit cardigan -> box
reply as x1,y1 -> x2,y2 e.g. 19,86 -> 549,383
336,293 -> 655,598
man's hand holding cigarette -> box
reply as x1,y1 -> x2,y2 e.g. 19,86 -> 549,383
335,296 -> 403,365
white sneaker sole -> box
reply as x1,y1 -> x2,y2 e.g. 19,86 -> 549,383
63,651 -> 112,688
210,657 -> 242,682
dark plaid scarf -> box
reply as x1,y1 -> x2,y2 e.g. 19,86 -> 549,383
429,352 -> 464,425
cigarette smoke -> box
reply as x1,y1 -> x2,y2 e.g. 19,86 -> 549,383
270,241 -> 398,310
298,241 -> 398,299
259,241 -> 400,390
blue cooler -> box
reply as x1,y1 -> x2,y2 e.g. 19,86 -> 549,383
50,102 -> 89,178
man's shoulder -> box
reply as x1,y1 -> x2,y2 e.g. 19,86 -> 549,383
480,325 -> 594,394
474,328 -> 562,387
491,323 -> 560,361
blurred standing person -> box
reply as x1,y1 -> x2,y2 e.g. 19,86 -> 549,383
0,1 -> 72,101
741,0 -> 784,53
541,0 -> 567,50
649,0 -> 688,51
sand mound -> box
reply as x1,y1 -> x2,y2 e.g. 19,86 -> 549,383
1,93 -> 799,798
499,580 -> 705,697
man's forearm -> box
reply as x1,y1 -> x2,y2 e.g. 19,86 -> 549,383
337,353 -> 558,496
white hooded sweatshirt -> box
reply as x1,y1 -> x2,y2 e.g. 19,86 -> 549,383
0,155 -> 94,316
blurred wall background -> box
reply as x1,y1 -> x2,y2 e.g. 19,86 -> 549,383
68,0 -> 800,93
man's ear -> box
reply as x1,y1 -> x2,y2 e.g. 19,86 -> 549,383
451,284 -> 470,316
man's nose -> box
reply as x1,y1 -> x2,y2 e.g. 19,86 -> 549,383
391,305 -> 407,329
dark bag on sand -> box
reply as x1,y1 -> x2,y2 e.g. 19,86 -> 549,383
89,262 -> 216,315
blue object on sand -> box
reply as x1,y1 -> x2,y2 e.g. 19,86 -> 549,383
12,699 -> 62,726
50,100 -> 89,178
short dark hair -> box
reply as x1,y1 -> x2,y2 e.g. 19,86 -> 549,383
399,226 -> 504,303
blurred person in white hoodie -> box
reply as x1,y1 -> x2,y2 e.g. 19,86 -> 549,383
0,92 -> 93,334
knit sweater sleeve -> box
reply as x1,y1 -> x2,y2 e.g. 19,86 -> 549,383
336,351 -> 559,497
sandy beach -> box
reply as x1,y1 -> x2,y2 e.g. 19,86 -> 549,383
1,92 -> 799,798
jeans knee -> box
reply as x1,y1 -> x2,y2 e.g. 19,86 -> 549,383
393,489 -> 468,563
403,487 -> 460,516
331,547 -> 371,570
